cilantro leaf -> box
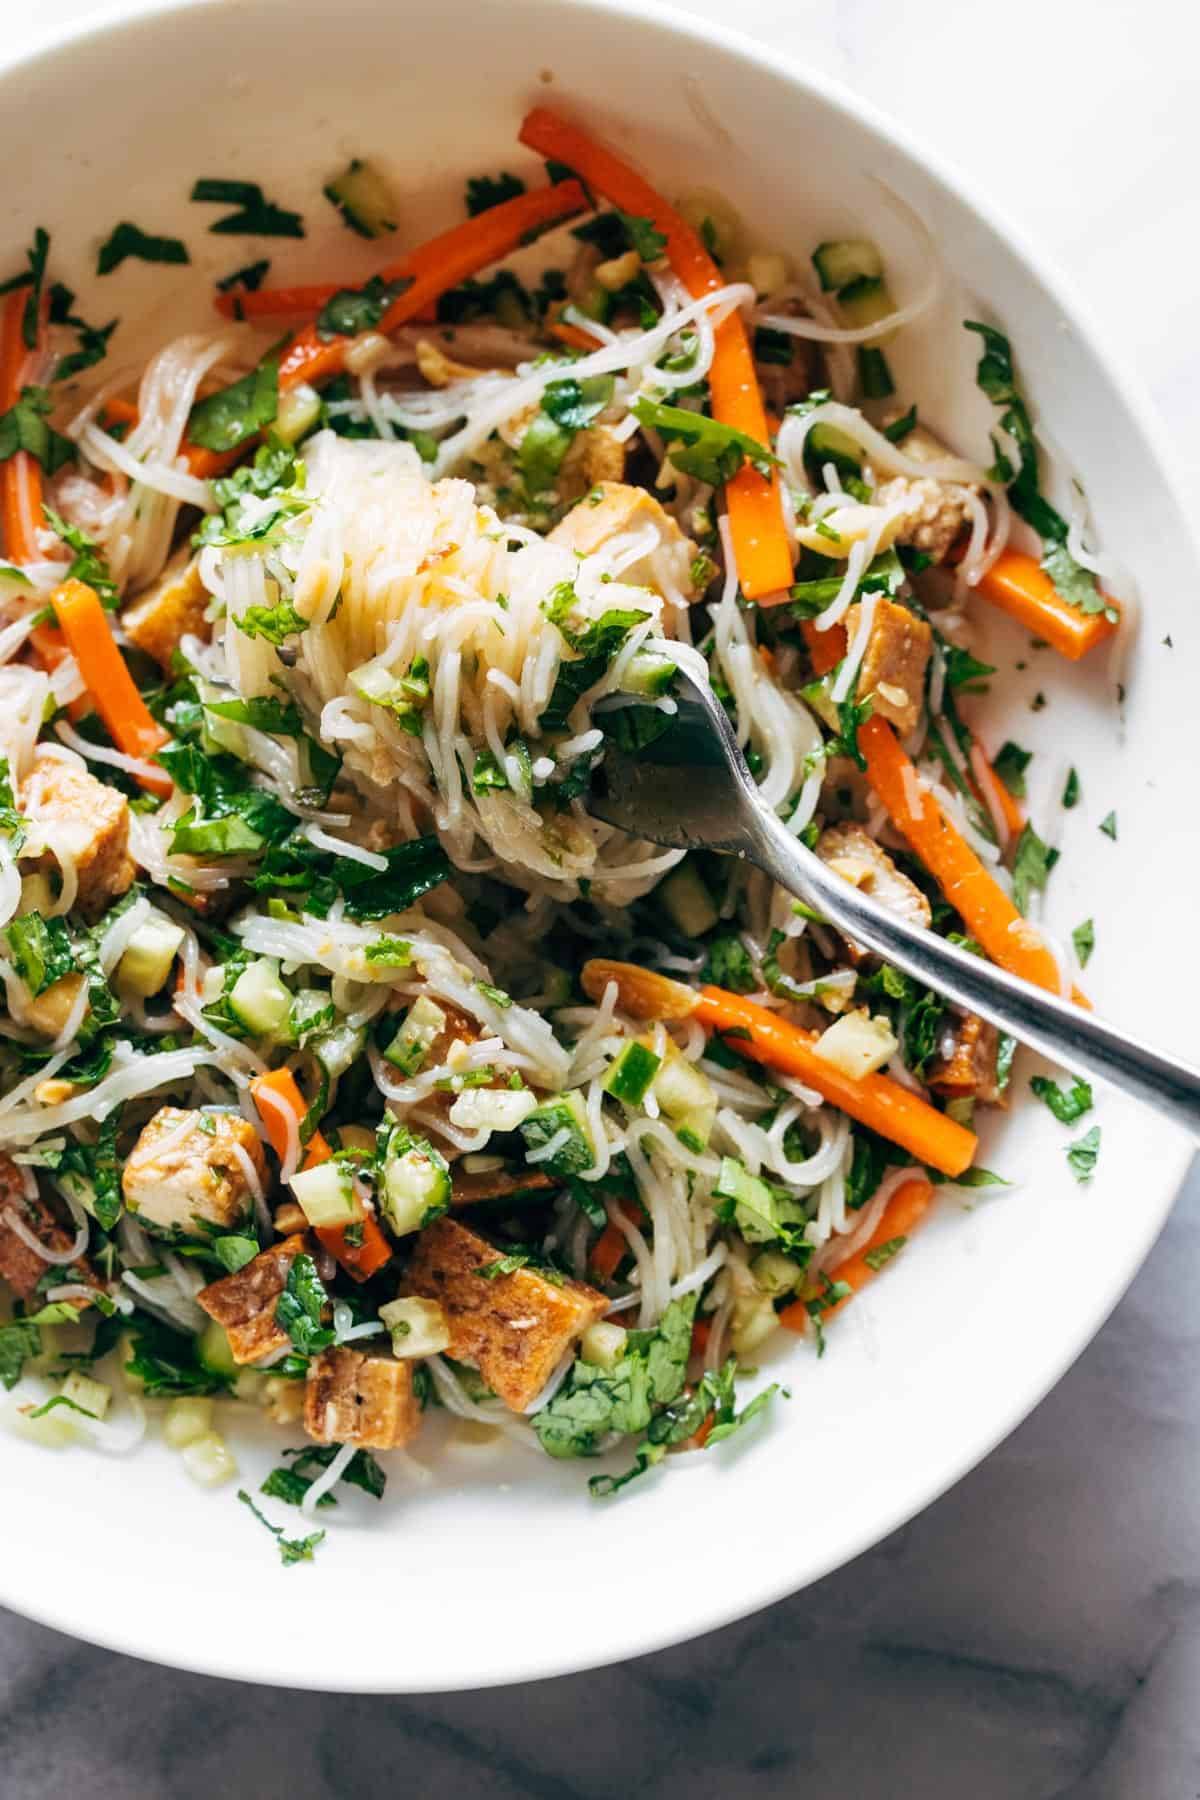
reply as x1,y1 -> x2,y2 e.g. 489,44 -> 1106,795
1099,811 -> 1118,841
0,387 -> 75,473
618,212 -> 667,262
992,740 -> 1031,799
702,934 -> 757,993
188,358 -> 278,452
97,222 -> 189,276
43,507 -> 117,606
535,1293 -> 697,1459
315,274 -> 413,342
541,372 -> 615,431
0,228 -> 49,350
237,1489 -> 325,1565
1072,918 -> 1095,967
465,172 -> 526,216
274,1252 -> 333,1355
940,645 -> 997,691
631,395 -> 777,485
1012,822 -> 1057,915
0,1320 -> 41,1390
540,608 -> 649,729
216,259 -> 270,294
1066,1125 -> 1101,1183
1030,1073 -> 1093,1124
1062,767 -> 1080,809
4,912 -> 76,996
191,180 -> 305,239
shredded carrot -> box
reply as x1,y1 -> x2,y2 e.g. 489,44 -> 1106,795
589,1197 -> 646,1283
973,549 -> 1117,660
249,1068 -> 392,1282
517,107 -> 793,601
801,618 -> 847,677
548,318 -> 605,353
49,579 -> 172,796
858,713 -> 1062,992
692,985 -> 976,1176
270,181 -> 588,394
0,289 -> 45,566
779,1176 -> 934,1331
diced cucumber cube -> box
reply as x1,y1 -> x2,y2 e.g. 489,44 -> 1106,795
519,1090 -> 596,1175
228,959 -> 293,1040
811,239 -> 883,293
290,1161 -> 362,1229
602,1040 -> 662,1107
384,995 -> 447,1075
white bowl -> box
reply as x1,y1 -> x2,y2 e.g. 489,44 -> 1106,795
0,0 -> 1195,1693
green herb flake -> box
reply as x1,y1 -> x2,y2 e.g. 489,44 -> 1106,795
863,1235 -> 906,1271
191,180 -> 304,239
237,1489 -> 325,1565
1072,918 -> 1095,967
992,740 -> 1032,799
1099,811 -> 1118,841
97,222 -> 189,276
1062,767 -> 1080,809
188,357 -> 279,452
1030,1073 -> 1093,1124
1066,1125 -> 1101,1184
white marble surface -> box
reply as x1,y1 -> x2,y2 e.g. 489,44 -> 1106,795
3,0 -> 1200,1789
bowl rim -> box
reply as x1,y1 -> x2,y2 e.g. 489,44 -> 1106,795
0,0 -> 1195,1691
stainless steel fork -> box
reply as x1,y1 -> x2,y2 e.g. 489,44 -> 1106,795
588,670 -> 1200,1135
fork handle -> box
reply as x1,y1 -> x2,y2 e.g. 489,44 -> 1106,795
752,810 -> 1200,1137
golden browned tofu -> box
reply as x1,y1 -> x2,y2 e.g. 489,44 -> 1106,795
877,415 -> 981,566
22,972 -> 88,1039
450,1163 -> 555,1207
400,1217 -> 609,1412
0,1155 -> 95,1305
549,480 -> 698,599
197,1233 -> 306,1364
928,1013 -> 1006,1107
816,824 -> 932,932
121,553 -> 212,669
842,596 -> 932,736
303,1346 -> 421,1449
22,750 -> 134,918
123,1107 -> 268,1238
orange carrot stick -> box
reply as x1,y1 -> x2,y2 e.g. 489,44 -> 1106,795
972,549 -> 1117,660
692,985 -> 977,1177
517,107 -> 793,601
249,1067 -> 392,1282
801,618 -> 847,677
779,1175 -> 934,1331
50,578 -> 173,796
271,180 -> 588,393
0,289 -> 45,566
548,319 -> 606,353
859,713 -> 1062,992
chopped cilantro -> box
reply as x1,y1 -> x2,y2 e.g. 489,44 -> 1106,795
1072,918 -> 1095,967
188,357 -> 278,452
1066,1125 -> 1101,1183
1062,767 -> 1080,809
191,179 -> 304,238
992,740 -> 1032,799
237,1489 -> 325,1565
97,222 -> 189,276
1099,811 -> 1118,841
1030,1074 -> 1093,1124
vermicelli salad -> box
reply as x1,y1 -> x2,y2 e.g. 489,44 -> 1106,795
0,109 -> 1122,1548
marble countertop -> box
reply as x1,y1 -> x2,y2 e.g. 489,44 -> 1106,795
3,0 -> 1199,1791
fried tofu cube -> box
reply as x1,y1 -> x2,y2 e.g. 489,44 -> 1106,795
21,749 -> 134,917
842,596 -> 932,736
0,1155 -> 95,1305
197,1233 -> 307,1364
928,1012 -> 1006,1107
816,823 -> 932,933
121,552 -> 212,670
399,1216 -> 609,1412
122,1107 -> 268,1238
22,972 -> 88,1039
303,1346 -> 421,1450
549,480 -> 700,601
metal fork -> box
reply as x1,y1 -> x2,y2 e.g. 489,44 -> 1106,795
588,670 -> 1200,1135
